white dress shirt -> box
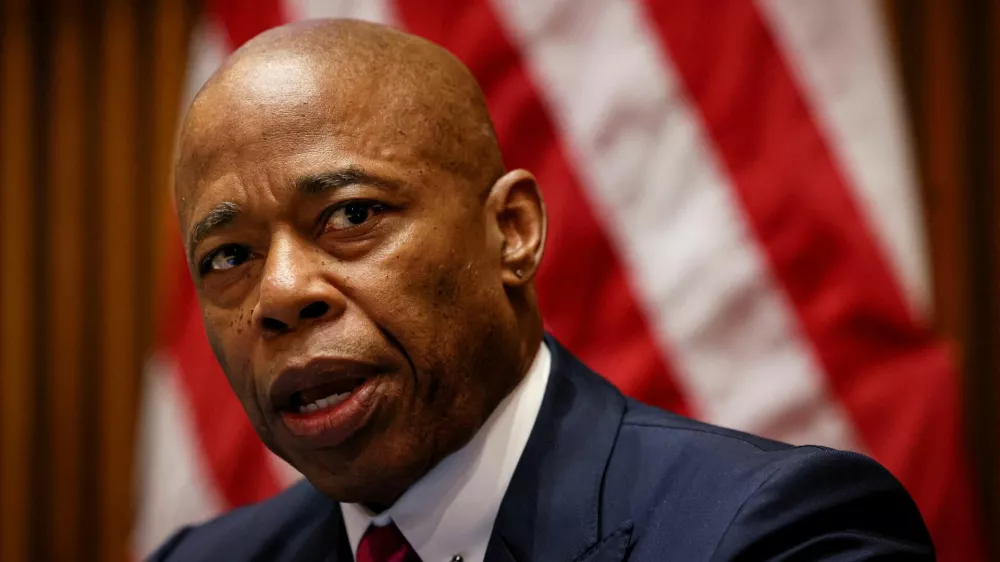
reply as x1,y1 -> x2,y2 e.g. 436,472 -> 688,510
340,342 -> 551,562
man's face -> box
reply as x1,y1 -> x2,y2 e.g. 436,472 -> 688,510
177,56 -> 524,505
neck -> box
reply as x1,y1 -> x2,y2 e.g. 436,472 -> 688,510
358,315 -> 544,514
514,288 -> 545,381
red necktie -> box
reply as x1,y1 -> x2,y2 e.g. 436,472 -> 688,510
356,522 -> 422,562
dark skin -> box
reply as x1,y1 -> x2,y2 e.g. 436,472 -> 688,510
174,19 -> 546,510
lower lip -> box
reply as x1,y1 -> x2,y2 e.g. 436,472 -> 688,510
280,378 -> 380,447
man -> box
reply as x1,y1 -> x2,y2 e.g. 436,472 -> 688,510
154,18 -> 933,561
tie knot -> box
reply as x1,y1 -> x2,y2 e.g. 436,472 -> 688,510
356,521 -> 421,562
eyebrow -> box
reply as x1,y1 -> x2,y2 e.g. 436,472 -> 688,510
296,166 -> 401,196
187,201 -> 241,256
186,167 -> 399,258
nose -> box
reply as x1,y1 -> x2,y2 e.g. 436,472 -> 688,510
253,232 -> 346,336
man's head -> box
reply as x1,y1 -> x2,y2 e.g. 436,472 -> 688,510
174,19 -> 546,507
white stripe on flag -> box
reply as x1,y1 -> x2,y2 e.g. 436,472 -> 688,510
490,0 -> 859,448
268,452 -> 304,488
286,0 -> 394,24
759,0 -> 930,316
132,357 -> 226,559
181,19 -> 229,109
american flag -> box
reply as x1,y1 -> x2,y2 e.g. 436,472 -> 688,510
132,1 -> 985,560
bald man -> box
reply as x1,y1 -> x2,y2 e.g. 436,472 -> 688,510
152,19 -> 933,562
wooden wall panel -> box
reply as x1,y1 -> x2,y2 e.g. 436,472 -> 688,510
895,0 -> 970,354
0,1 -> 196,560
962,0 -> 1000,557
151,0 -> 190,306
993,0 -> 1000,539
99,1 -> 140,559
886,0 -> 999,557
49,0 -> 87,558
1,2 -> 35,561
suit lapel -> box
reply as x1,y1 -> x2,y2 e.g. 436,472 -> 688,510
288,489 -> 351,562
485,533 -> 518,562
486,524 -> 633,562
486,336 -> 630,562
571,522 -> 633,562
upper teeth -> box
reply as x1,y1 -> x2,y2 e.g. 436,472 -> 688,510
299,391 -> 352,413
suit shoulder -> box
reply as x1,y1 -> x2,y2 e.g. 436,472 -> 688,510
708,447 -> 932,559
617,401 -> 917,504
605,401 -> 931,559
621,398 -> 792,452
148,480 -> 336,562
612,400 -> 906,499
606,399 -> 809,526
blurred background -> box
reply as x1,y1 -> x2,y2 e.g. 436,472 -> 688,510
2,0 -> 999,560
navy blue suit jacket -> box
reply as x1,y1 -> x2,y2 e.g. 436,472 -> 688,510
151,336 -> 933,561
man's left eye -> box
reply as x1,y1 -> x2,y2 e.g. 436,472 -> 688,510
325,201 -> 383,231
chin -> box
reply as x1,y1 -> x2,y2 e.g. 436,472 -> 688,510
301,460 -> 411,506
279,439 -> 408,502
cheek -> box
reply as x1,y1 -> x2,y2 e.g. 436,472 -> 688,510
202,306 -> 258,399
201,262 -> 265,309
358,236 -> 504,375
380,247 -> 480,315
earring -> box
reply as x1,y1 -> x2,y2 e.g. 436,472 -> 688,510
515,268 -> 524,278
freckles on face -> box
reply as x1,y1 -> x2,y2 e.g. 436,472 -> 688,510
202,298 -> 267,421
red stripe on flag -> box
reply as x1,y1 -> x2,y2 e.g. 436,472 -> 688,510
393,0 -> 691,417
640,1 -> 983,559
163,0 -> 291,508
209,0 -> 288,49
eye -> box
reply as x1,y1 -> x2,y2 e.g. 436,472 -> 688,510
199,244 -> 253,276
324,201 -> 384,232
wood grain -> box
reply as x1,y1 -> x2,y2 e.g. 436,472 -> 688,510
48,0 -> 87,558
99,0 -> 140,559
0,0 -> 35,560
1,1 -> 193,559
150,0 -> 193,342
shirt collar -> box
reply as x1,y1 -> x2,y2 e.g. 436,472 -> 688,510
340,341 -> 551,562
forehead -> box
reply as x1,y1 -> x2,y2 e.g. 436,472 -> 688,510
176,56 -> 447,223
183,54 -> 425,163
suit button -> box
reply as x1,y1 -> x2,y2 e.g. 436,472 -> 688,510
451,556 -> 463,562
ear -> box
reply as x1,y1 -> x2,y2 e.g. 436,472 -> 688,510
486,169 -> 547,286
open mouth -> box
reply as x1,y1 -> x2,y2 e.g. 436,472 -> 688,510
269,358 -> 386,447
288,377 -> 367,414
